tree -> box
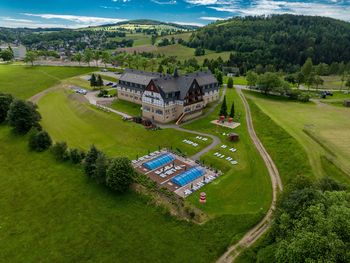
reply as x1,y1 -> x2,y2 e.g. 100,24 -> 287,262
246,71 -> 258,88
194,47 -> 205,56
90,74 -> 97,88
301,58 -> 313,88
215,70 -> 223,86
105,157 -> 135,193
101,51 -> 111,68
157,64 -> 164,73
93,51 -> 100,67
229,101 -> 235,118
0,93 -> 13,123
51,141 -> 68,161
148,58 -> 157,72
69,148 -> 85,164
28,130 -> 52,152
314,75 -> 324,91
24,51 -> 37,66
0,48 -> 14,61
96,75 -> 104,88
7,99 -> 41,134
95,152 -> 108,184
256,72 -> 282,95
73,53 -> 83,66
219,95 -> 228,117
346,78 -> 350,92
84,145 -> 100,178
227,77 -> 234,88
83,49 -> 93,67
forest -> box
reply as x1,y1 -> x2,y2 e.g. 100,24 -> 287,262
186,15 -> 350,72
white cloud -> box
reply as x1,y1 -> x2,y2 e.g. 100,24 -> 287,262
151,0 -> 177,4
204,0 -> 350,21
200,16 -> 227,21
172,21 -> 204,26
22,13 -> 126,26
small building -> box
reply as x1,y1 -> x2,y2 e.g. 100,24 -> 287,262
117,68 -> 219,124
228,133 -> 239,142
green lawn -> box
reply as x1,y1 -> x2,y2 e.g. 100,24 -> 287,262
0,125 -> 260,262
38,88 -> 211,159
183,88 -> 272,217
223,76 -> 248,86
244,90 -> 350,182
110,99 -> 142,116
0,65 -> 95,99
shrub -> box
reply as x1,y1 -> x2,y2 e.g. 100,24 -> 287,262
0,93 -> 13,123
97,89 -> 108,97
83,145 -> 100,178
51,141 -> 69,161
298,93 -> 310,102
69,148 -> 85,164
28,130 -> 52,152
106,157 -> 135,193
7,99 -> 41,134
227,77 -> 234,88
94,152 -> 109,184
287,89 -> 301,100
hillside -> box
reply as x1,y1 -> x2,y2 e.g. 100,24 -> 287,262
186,15 -> 350,71
87,19 -> 198,32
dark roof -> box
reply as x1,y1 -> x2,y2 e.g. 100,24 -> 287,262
119,69 -> 166,86
120,69 -> 217,99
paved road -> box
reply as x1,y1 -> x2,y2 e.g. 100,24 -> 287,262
216,87 -> 283,263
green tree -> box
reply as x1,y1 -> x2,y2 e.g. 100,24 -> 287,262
301,58 -> 314,89
95,152 -> 108,184
7,99 -> 41,134
84,145 -> 100,178
0,48 -> 14,61
96,75 -> 104,88
219,95 -> 228,117
246,71 -> 258,88
227,77 -> 234,88
90,73 -> 97,88
24,51 -> 37,66
346,78 -> 350,92
93,51 -> 100,67
28,130 -> 52,152
256,72 -> 282,95
215,70 -> 223,86
101,51 -> 111,68
157,64 -> 164,73
51,141 -> 69,161
69,148 -> 85,164
73,53 -> 83,66
0,93 -> 13,123
83,48 -> 93,67
229,101 -> 235,118
106,157 -> 135,193
314,75 -> 324,91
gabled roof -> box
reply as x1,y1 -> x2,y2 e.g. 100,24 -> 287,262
185,71 -> 218,87
119,69 -> 166,86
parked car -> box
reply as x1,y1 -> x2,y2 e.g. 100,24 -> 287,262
101,69 -> 108,72
112,84 -> 118,88
76,89 -> 87,95
106,82 -> 113,86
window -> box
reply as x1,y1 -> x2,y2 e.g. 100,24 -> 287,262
155,109 -> 163,115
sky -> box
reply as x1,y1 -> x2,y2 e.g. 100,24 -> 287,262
0,0 -> 350,28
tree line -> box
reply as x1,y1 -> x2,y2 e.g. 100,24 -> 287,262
186,14 -> 350,72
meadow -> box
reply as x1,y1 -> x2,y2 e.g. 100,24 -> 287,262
0,126 -> 259,262
183,88 -> 272,217
0,65 -> 271,261
244,90 -> 350,184
0,65 -> 95,98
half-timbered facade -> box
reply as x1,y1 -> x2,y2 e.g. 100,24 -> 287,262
117,68 -> 219,123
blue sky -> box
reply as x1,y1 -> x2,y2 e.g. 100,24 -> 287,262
1,0 -> 350,28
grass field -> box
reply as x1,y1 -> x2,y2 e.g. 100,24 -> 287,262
0,125 -> 262,262
0,65 -> 95,99
244,90 -> 350,183
38,88 -> 211,159
183,88 -> 272,217
110,99 -> 142,116
223,76 -> 248,86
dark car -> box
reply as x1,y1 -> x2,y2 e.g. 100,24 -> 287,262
106,82 -> 113,86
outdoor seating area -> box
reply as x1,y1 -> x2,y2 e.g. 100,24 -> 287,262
213,145 -> 238,165
182,139 -> 199,147
195,136 -> 208,141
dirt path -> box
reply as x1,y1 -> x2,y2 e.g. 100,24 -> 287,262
216,87 -> 283,263
28,84 -> 66,104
